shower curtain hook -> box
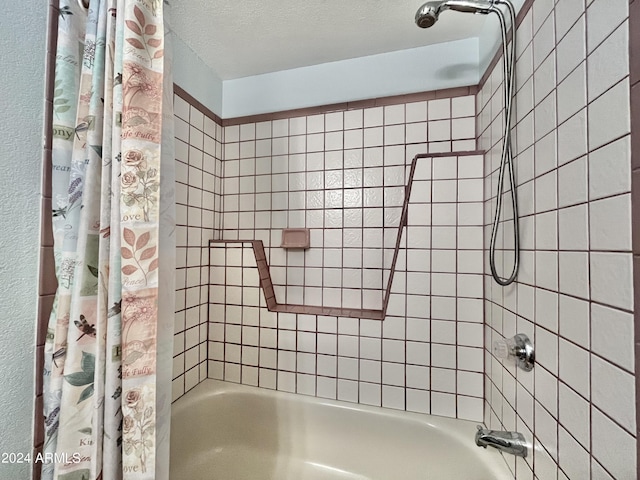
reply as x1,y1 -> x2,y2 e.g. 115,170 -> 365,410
77,0 -> 89,10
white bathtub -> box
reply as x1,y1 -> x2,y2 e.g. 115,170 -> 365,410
170,380 -> 515,480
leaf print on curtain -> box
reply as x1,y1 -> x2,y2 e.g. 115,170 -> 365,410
42,0 -> 174,478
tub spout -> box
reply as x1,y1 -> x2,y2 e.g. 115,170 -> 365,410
475,425 -> 527,458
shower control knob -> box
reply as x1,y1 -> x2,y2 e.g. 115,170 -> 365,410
493,333 -> 535,372
493,338 -> 510,360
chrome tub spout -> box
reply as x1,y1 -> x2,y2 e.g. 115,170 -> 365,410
475,425 -> 528,458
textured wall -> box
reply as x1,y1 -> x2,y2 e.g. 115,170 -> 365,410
480,0 -> 636,478
0,2 -> 48,479
169,32 -> 224,117
221,39 -> 480,118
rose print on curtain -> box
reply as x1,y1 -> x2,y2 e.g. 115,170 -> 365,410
43,0 -> 174,478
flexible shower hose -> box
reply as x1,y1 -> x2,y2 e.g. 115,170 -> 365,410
488,0 -> 519,286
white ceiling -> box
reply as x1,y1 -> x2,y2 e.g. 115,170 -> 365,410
166,0 -> 489,80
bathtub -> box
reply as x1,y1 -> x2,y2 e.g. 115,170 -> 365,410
170,379 -> 515,480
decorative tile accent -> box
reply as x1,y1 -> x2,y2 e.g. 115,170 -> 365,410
220,96 -> 478,311
210,150 -> 484,321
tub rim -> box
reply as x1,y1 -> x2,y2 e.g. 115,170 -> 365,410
171,379 -> 516,480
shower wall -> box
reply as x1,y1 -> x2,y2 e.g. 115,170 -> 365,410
171,88 -> 224,401
207,90 -> 491,420
169,0 -> 639,477
479,1 -> 636,479
220,96 -> 477,309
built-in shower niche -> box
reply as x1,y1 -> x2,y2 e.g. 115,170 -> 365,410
209,151 -> 484,321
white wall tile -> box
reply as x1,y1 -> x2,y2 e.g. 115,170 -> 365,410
535,366 -> 558,416
559,382 -> 590,449
588,79 -> 630,151
558,294 -> 589,348
558,204 -> 588,250
535,251 -> 558,290
559,251 -> 589,299
431,392 -> 456,417
359,382 -> 381,406
587,22 -> 628,103
589,136 -> 631,200
428,98 -> 450,120
591,408 -> 637,480
536,288 -> 559,333
589,194 -> 631,251
558,427 -> 590,480
591,303 -> 634,372
591,356 -> 636,432
337,379 -> 358,402
558,339 -> 589,399
457,396 -> 483,422
586,0 -> 628,53
557,109 -> 588,165
555,0 -> 584,40
558,157 -> 587,207
406,388 -> 430,414
452,96 -> 475,118
590,252 -> 633,310
534,15 -> 556,69
534,401 -> 558,461
535,170 -> 557,213
556,14 -> 586,82
557,62 -> 586,124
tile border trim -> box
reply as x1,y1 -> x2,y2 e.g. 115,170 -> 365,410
220,86 -> 479,127
34,1 -> 59,479
176,82 -> 478,128
173,84 -> 224,125
210,150 -> 484,321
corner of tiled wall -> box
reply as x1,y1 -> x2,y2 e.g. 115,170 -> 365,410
629,0 -> 640,477
171,87 -> 224,402
480,0 -> 636,478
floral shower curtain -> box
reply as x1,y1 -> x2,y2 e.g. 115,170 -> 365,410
43,0 -> 174,478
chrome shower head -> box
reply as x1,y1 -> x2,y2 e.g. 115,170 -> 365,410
415,0 -> 495,28
415,3 -> 439,28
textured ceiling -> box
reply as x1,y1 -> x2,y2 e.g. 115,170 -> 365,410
167,0 -> 488,80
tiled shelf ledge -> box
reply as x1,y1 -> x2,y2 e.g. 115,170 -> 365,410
209,150 -> 484,320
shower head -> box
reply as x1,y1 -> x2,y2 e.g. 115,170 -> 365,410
415,3 -> 439,28
415,0 -> 495,28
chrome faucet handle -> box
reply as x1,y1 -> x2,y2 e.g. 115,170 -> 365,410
493,333 -> 535,371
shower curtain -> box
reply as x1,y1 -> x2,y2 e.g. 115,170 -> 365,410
43,0 -> 175,478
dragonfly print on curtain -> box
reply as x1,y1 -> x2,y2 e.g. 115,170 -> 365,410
43,0 -> 172,478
